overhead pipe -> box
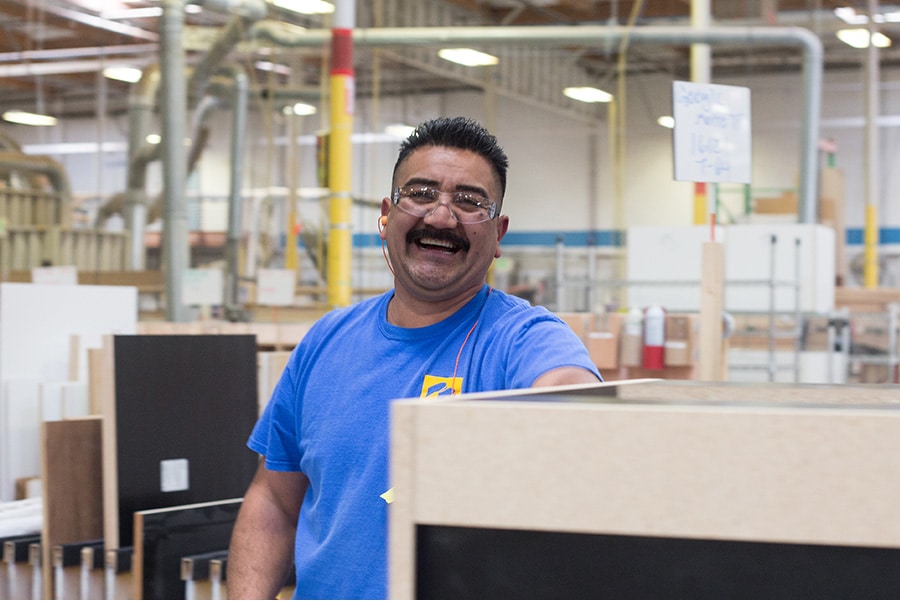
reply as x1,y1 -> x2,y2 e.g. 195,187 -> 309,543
249,24 -> 823,225
0,151 -> 72,201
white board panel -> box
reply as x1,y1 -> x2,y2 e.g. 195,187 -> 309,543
3,379 -> 41,502
0,282 -> 137,501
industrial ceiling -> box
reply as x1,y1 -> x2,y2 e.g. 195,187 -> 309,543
0,0 -> 896,123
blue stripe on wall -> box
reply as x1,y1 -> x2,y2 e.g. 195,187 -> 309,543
351,228 -> 900,248
352,230 -> 625,248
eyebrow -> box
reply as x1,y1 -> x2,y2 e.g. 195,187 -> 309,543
401,177 -> 491,199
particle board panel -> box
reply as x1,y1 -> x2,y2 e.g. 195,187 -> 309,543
103,335 -> 258,551
41,417 -> 103,598
389,380 -> 900,598
133,498 -> 241,600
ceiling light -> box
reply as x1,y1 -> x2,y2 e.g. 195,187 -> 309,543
272,0 -> 335,15
255,61 -> 292,76
384,123 -> 415,139
837,28 -> 892,48
103,66 -> 143,83
438,48 -> 499,67
146,134 -> 161,145
657,115 -> 675,129
834,7 -> 867,24
563,86 -> 613,103
102,7 -> 162,18
2,110 -> 57,126
290,102 -> 317,116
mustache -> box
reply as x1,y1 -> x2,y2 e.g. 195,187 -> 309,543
407,228 -> 470,252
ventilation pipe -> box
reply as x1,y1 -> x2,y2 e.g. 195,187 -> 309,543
160,0 -> 190,322
0,152 -> 72,201
122,64 -> 160,269
217,65 -> 250,319
155,0 -> 266,320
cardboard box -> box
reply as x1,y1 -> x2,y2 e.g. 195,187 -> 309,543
755,191 -> 797,214
619,333 -> 642,367
664,340 -> 691,366
586,331 -> 618,370
556,312 -> 594,342
666,315 -> 691,341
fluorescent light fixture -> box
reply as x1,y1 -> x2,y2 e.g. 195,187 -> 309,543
290,102 -> 317,116
103,66 -> 143,83
835,6 -> 900,24
834,7 -> 867,24
563,86 -> 613,103
438,48 -> 499,67
272,0 -> 335,14
657,115 -> 675,129
146,134 -> 161,145
2,110 -> 57,126
384,123 -> 415,139
255,60 -> 292,76
837,28 -> 892,48
102,7 -> 162,18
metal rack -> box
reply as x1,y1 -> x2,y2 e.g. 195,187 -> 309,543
552,233 -> 848,383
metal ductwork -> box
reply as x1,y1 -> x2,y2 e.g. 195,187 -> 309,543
0,151 -> 72,202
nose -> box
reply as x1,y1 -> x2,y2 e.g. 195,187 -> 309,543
423,196 -> 459,225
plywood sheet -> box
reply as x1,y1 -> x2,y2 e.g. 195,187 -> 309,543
41,417 -> 103,598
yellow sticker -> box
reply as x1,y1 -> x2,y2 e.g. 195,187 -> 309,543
420,375 -> 461,397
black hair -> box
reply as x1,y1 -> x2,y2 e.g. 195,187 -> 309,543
392,116 -> 509,201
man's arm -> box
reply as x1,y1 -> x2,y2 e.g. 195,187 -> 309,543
532,365 -> 601,387
228,459 -> 309,599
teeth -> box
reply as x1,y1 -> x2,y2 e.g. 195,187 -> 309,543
420,236 -> 455,249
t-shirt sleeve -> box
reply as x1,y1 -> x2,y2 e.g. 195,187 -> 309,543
500,311 -> 602,388
247,349 -> 304,472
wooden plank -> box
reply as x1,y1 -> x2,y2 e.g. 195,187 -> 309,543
98,337 -> 119,552
41,417 -> 103,599
257,351 -> 291,415
699,241 -> 725,381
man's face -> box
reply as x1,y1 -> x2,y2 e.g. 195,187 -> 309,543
381,145 -> 509,303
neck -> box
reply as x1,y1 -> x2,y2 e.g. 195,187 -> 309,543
387,285 -> 485,328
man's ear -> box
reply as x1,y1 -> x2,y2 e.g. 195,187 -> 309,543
494,215 -> 509,259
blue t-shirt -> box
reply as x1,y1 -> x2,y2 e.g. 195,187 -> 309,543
248,284 -> 601,599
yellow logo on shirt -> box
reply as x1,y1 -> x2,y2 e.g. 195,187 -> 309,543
421,375 -> 461,397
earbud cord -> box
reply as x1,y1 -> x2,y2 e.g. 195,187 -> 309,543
450,286 -> 493,394
381,240 -> 395,275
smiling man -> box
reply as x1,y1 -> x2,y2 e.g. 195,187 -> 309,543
227,116 -> 602,600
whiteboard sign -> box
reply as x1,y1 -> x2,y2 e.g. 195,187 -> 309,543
182,268 -> 223,306
31,265 -> 78,285
257,269 -> 296,306
672,81 -> 751,184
